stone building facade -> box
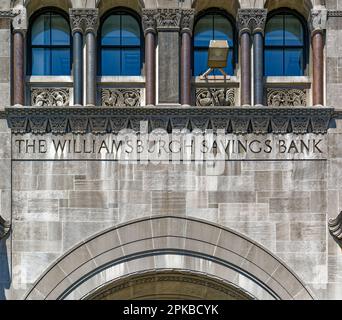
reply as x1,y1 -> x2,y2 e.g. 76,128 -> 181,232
0,0 -> 342,300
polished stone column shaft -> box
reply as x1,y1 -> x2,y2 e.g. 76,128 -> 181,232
253,32 -> 264,105
73,31 -> 83,105
312,31 -> 324,105
13,31 -> 25,105
86,31 -> 97,106
240,31 -> 251,105
181,31 -> 192,106
145,31 -> 156,106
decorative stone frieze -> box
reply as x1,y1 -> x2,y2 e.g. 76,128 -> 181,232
196,88 -> 235,107
31,88 -> 70,107
0,215 -> 10,240
0,10 -> 18,18
310,9 -> 328,34
267,88 -> 307,107
327,10 -> 342,17
69,9 -> 99,35
237,9 -> 268,36
5,105 -> 334,135
329,211 -> 342,249
101,89 -> 141,107
155,8 -> 182,31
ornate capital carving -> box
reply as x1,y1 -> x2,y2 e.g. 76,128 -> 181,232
181,9 -> 195,35
237,9 -> 267,36
155,8 -> 182,31
310,9 -> 327,35
12,7 -> 27,34
69,9 -> 99,35
0,215 -> 10,240
142,9 -> 157,35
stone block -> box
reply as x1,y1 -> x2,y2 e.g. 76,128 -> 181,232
290,222 -> 326,241
254,171 -> 283,191
208,192 -> 256,204
186,192 -> 208,208
219,203 -> 269,222
69,191 -> 109,209
152,192 -> 186,215
269,197 -> 311,213
37,175 -> 74,190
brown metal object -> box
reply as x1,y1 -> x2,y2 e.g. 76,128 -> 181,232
181,31 -> 191,106
145,32 -> 156,106
13,31 -> 25,105
312,31 -> 324,106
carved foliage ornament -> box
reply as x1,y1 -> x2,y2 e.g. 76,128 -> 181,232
31,88 -> 70,107
69,9 -> 99,35
267,88 -> 307,107
329,211 -> 342,248
310,9 -> 327,34
142,9 -> 157,35
102,89 -> 141,107
0,215 -> 10,239
155,8 -> 182,31
181,9 -> 195,35
237,9 -> 267,36
196,88 -> 235,107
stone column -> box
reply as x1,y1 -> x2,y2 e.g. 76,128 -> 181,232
84,10 -> 98,106
237,9 -> 252,106
180,10 -> 195,106
310,9 -> 327,106
12,8 -> 27,106
250,9 -> 267,106
70,9 -> 87,106
156,9 -> 182,104
142,10 -> 157,106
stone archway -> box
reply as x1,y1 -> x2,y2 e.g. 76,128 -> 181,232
24,216 -> 314,300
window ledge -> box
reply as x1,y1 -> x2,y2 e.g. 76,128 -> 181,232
26,76 -> 73,84
265,76 -> 311,85
97,76 -> 146,84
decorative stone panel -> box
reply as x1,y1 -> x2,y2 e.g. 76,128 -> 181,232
31,88 -> 70,107
267,88 -> 307,107
5,106 -> 334,135
196,88 -> 235,107
101,89 -> 141,107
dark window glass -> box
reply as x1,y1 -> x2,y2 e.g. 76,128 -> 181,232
193,13 -> 235,76
30,12 -> 71,75
99,12 -> 142,76
264,12 -> 305,76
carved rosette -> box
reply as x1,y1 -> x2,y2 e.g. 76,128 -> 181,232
69,9 -> 99,35
310,9 -> 327,35
155,8 -> 182,31
237,9 -> 267,36
267,88 -> 307,107
196,88 -> 235,107
142,9 -> 157,35
101,89 -> 141,107
31,88 -> 70,107
181,9 -> 195,35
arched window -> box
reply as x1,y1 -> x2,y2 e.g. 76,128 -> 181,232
29,10 -> 71,75
99,10 -> 142,76
264,11 -> 307,76
193,12 -> 235,76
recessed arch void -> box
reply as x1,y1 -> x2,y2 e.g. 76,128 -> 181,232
24,216 -> 314,300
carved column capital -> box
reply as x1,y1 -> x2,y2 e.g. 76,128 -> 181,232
142,9 -> 157,35
310,9 -> 327,36
69,9 -> 99,35
180,9 -> 195,36
237,8 -> 268,37
155,8 -> 182,32
12,7 -> 27,33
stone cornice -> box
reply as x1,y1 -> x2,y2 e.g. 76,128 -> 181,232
237,8 -> 268,37
310,9 -> 327,35
4,105 -> 335,135
69,9 -> 99,35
